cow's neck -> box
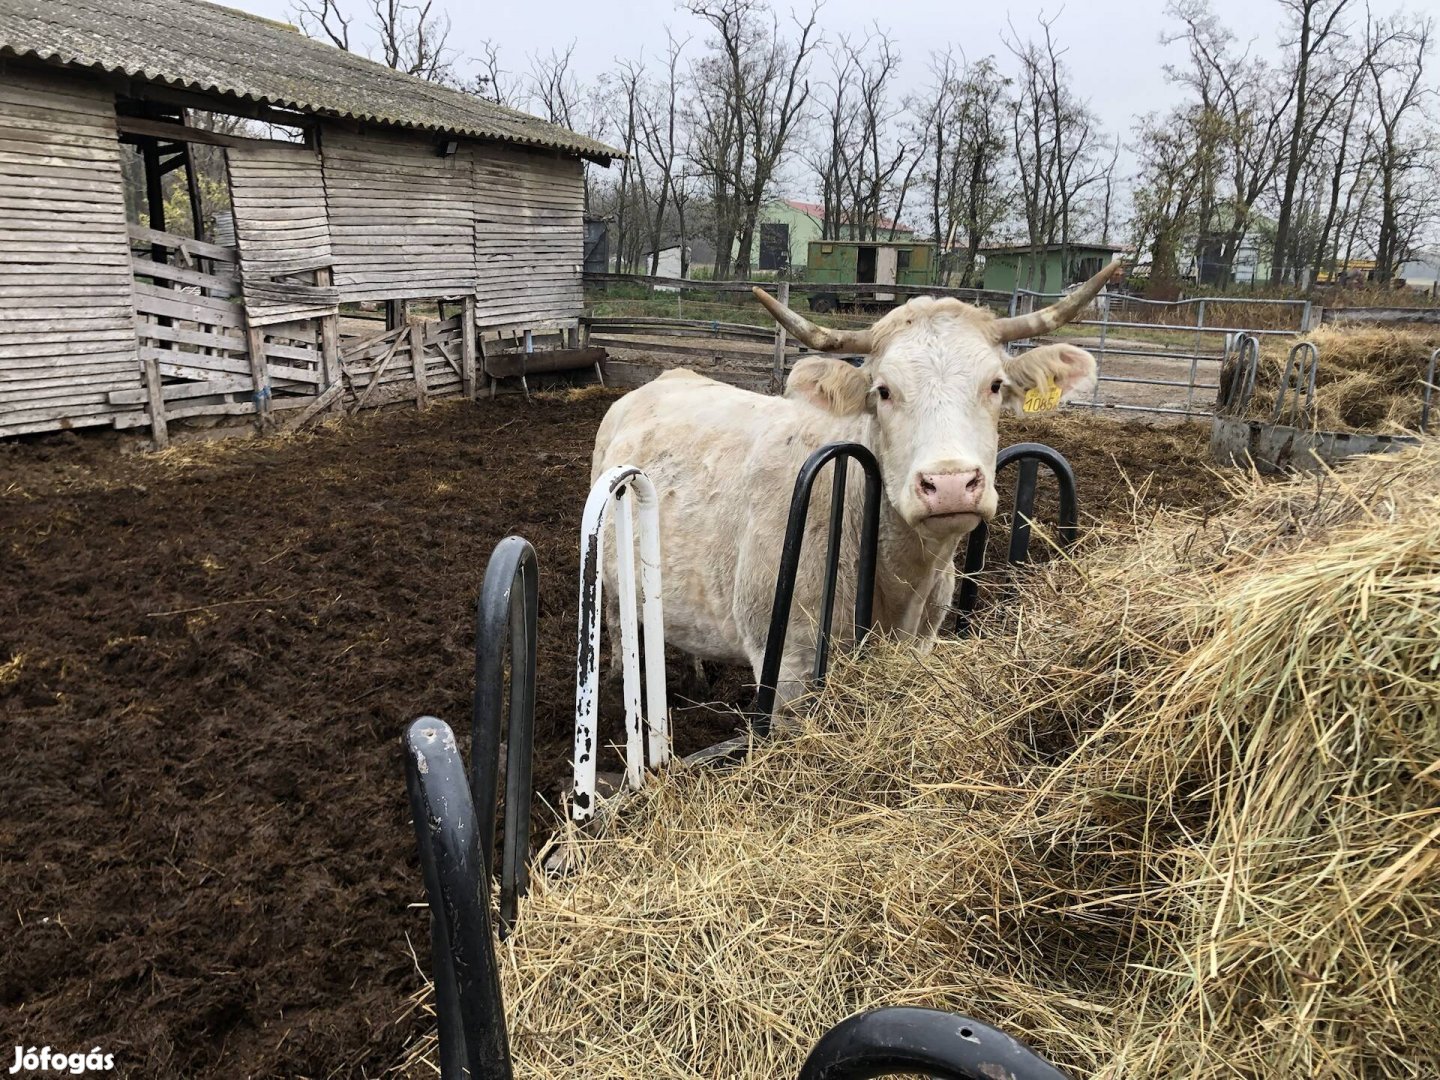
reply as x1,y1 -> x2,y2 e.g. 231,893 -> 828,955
843,416 -> 961,636
873,505 -> 959,634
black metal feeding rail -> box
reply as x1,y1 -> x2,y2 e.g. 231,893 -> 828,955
400,457 -> 1082,1080
405,535 -> 539,1079
754,442 -> 882,728
404,531 -> 1077,1079
754,440 -> 1082,717
953,444 -> 1080,636
470,534 -> 539,935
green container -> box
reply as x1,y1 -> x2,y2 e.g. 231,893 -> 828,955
804,241 -> 935,287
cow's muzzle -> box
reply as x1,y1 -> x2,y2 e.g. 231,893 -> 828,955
916,469 -> 987,518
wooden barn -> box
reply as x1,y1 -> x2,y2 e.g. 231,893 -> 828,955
0,0 -> 618,442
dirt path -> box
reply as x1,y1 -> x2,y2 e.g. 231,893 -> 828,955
0,395 -> 1223,1078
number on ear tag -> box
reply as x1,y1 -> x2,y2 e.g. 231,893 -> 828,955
1022,379 -> 1062,413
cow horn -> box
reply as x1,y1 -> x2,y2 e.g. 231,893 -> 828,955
752,287 -> 873,354
991,258 -> 1127,344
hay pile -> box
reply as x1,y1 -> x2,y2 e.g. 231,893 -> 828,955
1242,326 -> 1437,432
408,442 -> 1440,1079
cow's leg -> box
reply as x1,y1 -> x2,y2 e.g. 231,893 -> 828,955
747,645 -> 813,732
603,591 -> 623,683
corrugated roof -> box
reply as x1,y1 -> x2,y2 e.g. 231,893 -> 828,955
0,0 -> 620,160
979,242 -> 1128,255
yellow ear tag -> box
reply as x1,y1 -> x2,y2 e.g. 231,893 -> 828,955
1023,378 -> 1062,414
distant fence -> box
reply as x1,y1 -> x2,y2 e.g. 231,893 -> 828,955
1320,306 -> 1440,327
583,273 -> 1321,418
1010,288 -> 1314,419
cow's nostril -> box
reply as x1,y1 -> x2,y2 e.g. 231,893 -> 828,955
965,472 -> 983,493
919,477 -> 937,495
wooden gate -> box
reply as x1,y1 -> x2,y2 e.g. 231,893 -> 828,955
121,223 -> 329,444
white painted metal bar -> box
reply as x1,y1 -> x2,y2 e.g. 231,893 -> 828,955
573,466 -> 669,823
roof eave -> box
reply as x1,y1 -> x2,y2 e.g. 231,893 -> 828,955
1,45 -> 622,161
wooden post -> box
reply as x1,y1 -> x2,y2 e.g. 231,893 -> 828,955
180,141 -> 205,244
771,280 -> 789,387
245,320 -> 273,431
142,352 -> 169,449
410,321 -> 428,409
142,139 -> 166,264
317,268 -> 340,391
461,295 -> 478,400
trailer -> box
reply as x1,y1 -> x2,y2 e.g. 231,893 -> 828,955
803,240 -> 937,313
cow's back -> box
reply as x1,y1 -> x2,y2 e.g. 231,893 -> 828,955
592,370 -> 869,673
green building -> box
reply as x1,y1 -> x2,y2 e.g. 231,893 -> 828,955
738,198 -> 916,273
979,243 -> 1126,295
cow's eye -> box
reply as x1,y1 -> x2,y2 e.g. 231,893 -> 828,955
990,379 -> 1004,395
875,385 -> 891,401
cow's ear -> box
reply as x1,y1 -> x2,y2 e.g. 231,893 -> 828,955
784,357 -> 871,416
999,344 -> 1097,416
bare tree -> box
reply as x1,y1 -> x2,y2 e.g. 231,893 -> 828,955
611,59 -> 649,272
1164,0 -> 1292,284
638,34 -> 690,275
523,43 -> 614,209
809,30 -> 913,243
1128,106 -> 1222,281
292,0 -> 457,82
810,40 -> 859,242
293,0 -> 351,49
1005,13 -> 1108,290
527,43 -> 583,128
1364,14 -> 1434,281
912,50 -> 1011,285
1269,0 -> 1358,283
1305,22 -> 1393,281
470,40 -> 516,107
372,0 -> 454,79
686,0 -> 821,279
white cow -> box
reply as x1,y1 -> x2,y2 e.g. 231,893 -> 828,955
592,261 -> 1120,705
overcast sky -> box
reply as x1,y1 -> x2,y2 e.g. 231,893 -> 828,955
241,0 -> 1416,194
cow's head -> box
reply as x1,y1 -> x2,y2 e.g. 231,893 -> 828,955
757,261 -> 1118,538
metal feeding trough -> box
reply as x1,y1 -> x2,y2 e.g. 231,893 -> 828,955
401,442 -> 1085,1079
1211,335 -> 1433,474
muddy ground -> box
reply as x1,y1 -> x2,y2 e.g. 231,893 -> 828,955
1,393 -> 1225,1078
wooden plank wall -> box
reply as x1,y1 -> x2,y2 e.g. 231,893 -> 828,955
472,147 -> 585,329
320,123 -> 585,329
0,70 -> 141,436
226,143 -> 339,326
322,126 -> 475,303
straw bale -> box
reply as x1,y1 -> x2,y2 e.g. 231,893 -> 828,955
1242,326 -> 1438,433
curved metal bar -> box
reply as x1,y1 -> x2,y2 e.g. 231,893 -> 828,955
404,717 -> 515,1080
471,535 -> 539,936
754,442 -> 882,729
954,443 -> 1078,635
1273,341 -> 1319,425
797,1007 -> 1073,1080
1422,347 -> 1437,435
1220,332 -> 1261,417
573,466 -> 669,822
